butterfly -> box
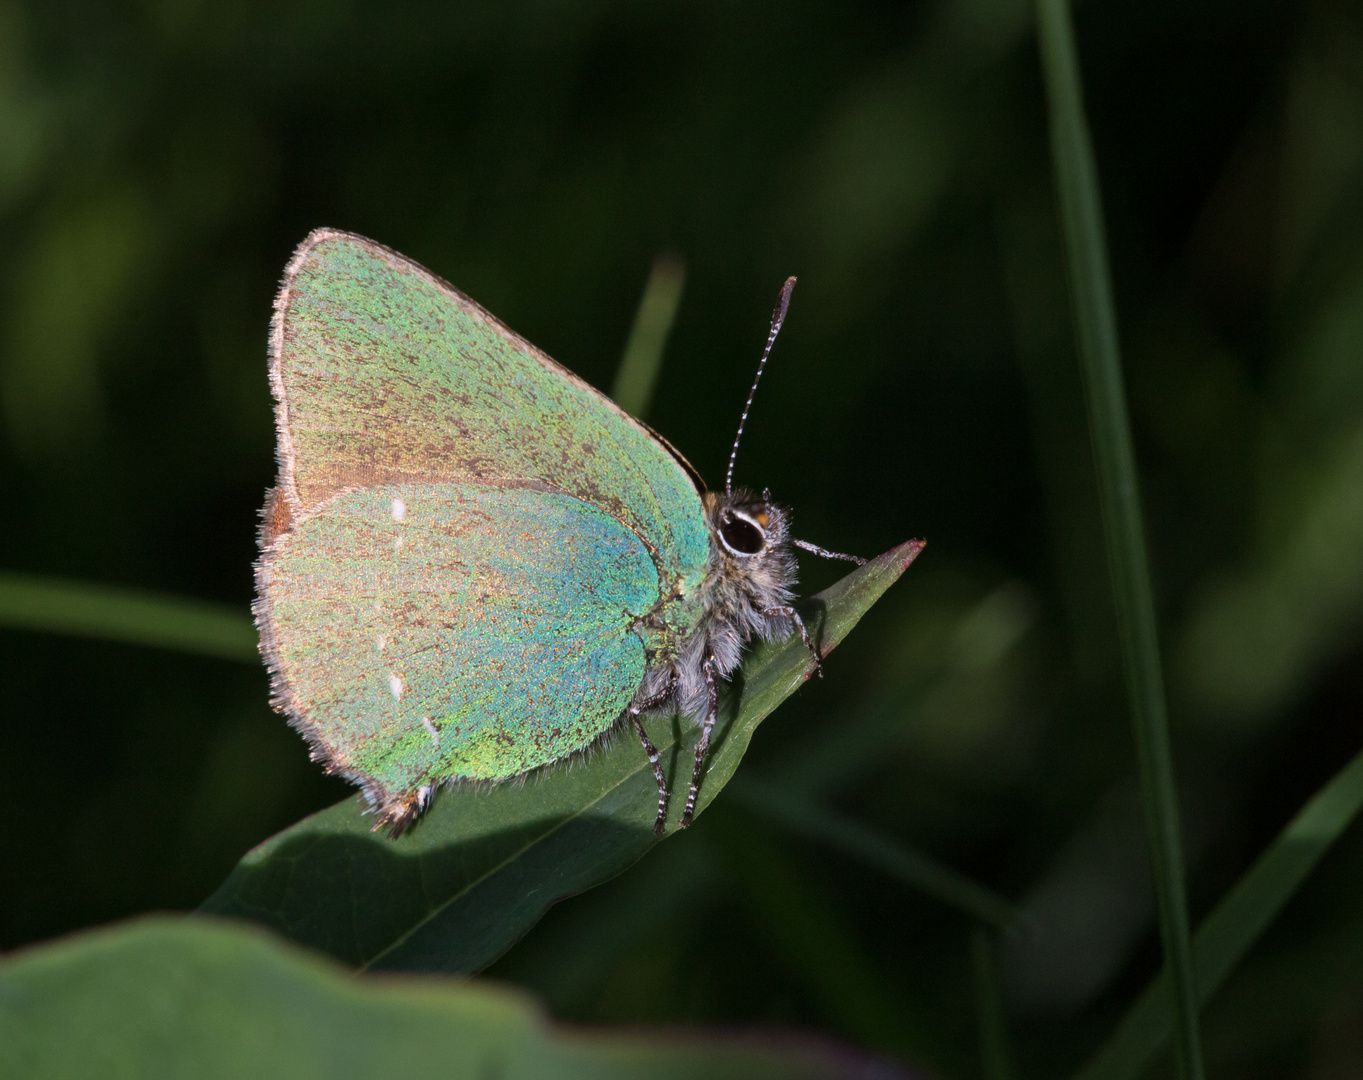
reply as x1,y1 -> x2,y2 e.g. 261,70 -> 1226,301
254,229 -> 862,834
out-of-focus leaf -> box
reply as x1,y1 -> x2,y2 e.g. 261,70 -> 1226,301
766,581 -> 1038,798
709,809 -> 943,1067
1181,424 -> 1363,723
201,541 -> 925,974
1074,745 -> 1363,1080
0,915 -> 916,1080
729,775 -> 1020,929
611,254 -> 685,420
0,572 -> 257,662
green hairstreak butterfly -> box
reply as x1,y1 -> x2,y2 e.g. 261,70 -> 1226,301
255,229 -> 863,833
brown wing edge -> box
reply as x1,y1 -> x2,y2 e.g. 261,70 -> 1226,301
253,485 -> 411,827
260,240 -> 401,818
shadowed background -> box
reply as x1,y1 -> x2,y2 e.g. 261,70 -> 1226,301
3,0 -> 1363,1076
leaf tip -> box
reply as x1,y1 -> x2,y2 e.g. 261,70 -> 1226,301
890,538 -> 926,570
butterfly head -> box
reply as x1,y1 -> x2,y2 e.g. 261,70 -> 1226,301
702,277 -> 801,626
712,487 -> 787,559
703,486 -> 796,610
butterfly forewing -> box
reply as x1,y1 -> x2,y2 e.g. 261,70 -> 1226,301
269,229 -> 710,590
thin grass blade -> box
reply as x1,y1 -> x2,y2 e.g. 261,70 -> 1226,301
0,571 -> 258,663
972,927 -> 1016,1080
1075,745 -> 1363,1080
611,254 -> 686,419
1034,1 -> 1204,1076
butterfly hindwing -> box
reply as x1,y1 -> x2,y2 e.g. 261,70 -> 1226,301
258,483 -> 658,811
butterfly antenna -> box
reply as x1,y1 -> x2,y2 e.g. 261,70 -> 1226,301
726,276 -> 796,495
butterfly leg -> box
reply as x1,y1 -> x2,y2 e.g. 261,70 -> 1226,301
793,538 -> 866,565
628,675 -> 678,835
679,656 -> 718,829
762,604 -> 824,679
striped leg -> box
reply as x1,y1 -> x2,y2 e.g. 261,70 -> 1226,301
680,656 -> 718,829
628,675 -> 677,835
762,604 -> 823,678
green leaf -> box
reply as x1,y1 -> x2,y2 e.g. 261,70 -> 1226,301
201,540 -> 925,974
0,915 -> 910,1080
0,571 -> 257,662
1074,745 -> 1363,1080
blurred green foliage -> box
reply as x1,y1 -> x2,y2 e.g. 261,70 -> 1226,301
4,0 -> 1363,1077
3,916 -> 903,1080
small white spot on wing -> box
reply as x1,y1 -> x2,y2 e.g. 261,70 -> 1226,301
393,535 -> 404,550
375,634 -> 387,652
422,717 -> 440,746
391,497 -> 408,522
388,671 -> 404,699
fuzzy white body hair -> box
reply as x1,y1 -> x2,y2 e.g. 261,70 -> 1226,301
633,486 -> 798,722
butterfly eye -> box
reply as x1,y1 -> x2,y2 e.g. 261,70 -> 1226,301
719,512 -> 766,556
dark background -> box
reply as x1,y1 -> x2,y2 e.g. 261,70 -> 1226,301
4,0 -> 1363,1076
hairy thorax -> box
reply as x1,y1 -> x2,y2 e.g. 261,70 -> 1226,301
633,486 -> 799,721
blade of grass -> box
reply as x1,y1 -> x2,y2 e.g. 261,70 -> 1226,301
611,254 -> 686,419
1075,745 -> 1363,1080
972,928 -> 1016,1080
0,571 -> 258,663
1033,3 -> 1205,1078
729,775 -> 1020,930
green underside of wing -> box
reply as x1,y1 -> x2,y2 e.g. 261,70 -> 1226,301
261,484 -> 659,801
277,232 -> 711,596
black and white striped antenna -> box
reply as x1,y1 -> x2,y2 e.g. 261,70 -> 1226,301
725,276 -> 796,495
